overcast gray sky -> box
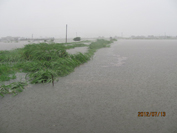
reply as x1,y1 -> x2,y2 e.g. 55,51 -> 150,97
0,0 -> 177,38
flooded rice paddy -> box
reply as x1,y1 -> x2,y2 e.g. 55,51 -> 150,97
0,40 -> 177,133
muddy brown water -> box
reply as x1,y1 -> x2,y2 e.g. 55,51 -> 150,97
0,40 -> 177,133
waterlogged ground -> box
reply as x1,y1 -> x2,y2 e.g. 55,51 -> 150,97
1,40 -> 177,133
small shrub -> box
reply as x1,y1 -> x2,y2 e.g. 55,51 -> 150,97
73,37 -> 81,41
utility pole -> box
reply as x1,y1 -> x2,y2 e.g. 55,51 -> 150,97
32,34 -> 33,41
76,32 -> 77,37
65,24 -> 67,43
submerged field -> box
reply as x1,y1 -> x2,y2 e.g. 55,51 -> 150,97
0,39 -> 115,97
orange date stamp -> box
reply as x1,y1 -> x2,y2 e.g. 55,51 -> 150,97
138,112 -> 166,117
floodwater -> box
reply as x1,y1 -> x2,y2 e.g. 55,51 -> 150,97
0,41 -> 29,50
0,40 -> 177,133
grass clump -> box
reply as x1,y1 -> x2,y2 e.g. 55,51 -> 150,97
0,81 -> 27,97
22,43 -> 68,61
22,53 -> 90,85
0,49 -> 24,62
0,63 -> 16,81
89,39 -> 112,49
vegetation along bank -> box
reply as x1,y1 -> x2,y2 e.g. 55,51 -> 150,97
0,39 -> 116,97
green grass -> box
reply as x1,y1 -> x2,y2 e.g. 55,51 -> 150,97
0,81 -> 27,97
0,63 -> 16,81
89,39 -> 112,49
0,39 -> 116,97
0,49 -> 24,62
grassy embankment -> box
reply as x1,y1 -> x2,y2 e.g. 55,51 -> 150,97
0,39 -> 116,97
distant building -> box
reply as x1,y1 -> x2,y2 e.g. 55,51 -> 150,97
0,36 -> 19,41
